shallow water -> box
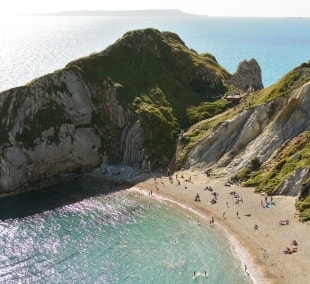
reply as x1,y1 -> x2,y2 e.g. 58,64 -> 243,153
0,177 -> 250,283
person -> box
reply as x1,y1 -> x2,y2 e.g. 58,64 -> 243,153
195,193 -> 201,202
193,271 -> 196,279
244,264 -> 249,275
223,212 -> 226,218
210,216 -> 214,225
236,211 -> 239,218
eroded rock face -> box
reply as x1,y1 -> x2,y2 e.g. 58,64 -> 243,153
0,28 -> 267,197
187,82 -> 310,194
0,69 -> 145,195
229,58 -> 264,91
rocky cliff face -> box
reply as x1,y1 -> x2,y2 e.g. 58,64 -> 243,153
2,28 -> 309,218
229,58 -> 264,91
185,64 -> 310,205
187,82 -> 310,171
0,27 -> 308,220
1,28 -> 249,196
0,70 -> 149,195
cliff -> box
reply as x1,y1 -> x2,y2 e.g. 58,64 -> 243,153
1,28 -> 308,220
0,28 -> 249,196
181,62 -> 310,220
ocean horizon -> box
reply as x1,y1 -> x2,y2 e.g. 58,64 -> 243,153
0,14 -> 309,283
0,15 -> 309,92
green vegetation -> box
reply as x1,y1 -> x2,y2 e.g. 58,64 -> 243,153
227,63 -> 310,221
133,87 -> 180,166
65,28 -> 233,165
3,28 -> 309,219
67,28 -> 230,128
175,107 -> 238,169
16,102 -> 70,148
296,179 -> 310,222
246,61 -> 310,107
0,122 -> 9,145
187,98 -> 233,125
233,131 -> 310,221
0,91 -> 26,145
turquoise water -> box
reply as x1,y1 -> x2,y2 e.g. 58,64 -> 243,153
0,177 -> 250,283
0,16 -> 309,91
1,15 -> 308,283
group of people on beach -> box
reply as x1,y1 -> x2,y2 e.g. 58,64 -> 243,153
144,167 -> 307,283
261,194 -> 276,208
284,240 -> 298,254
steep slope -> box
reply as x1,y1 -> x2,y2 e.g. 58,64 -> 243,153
0,28 -> 246,196
182,62 -> 310,220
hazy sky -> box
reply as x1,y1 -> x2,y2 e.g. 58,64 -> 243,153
2,0 -> 309,17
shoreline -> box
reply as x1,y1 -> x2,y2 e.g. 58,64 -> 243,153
129,169 -> 310,284
128,186 -> 264,283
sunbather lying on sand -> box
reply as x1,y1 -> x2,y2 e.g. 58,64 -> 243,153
279,220 -> 289,225
284,247 -> 298,254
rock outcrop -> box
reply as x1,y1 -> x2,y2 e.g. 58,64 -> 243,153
187,81 -> 310,175
0,28 -> 234,196
2,26 -> 307,216
229,58 -> 264,91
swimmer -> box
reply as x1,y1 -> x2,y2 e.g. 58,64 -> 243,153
193,271 -> 208,279
192,271 -> 196,280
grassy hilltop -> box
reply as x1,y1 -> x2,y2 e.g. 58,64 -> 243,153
66,28 -> 234,166
0,28 -> 309,221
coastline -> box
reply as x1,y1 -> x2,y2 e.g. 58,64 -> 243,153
129,169 -> 310,284
128,186 -> 264,284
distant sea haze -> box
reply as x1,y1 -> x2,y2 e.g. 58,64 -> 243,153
0,14 -> 309,92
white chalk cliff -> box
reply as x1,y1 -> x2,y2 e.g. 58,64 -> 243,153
1,28 -> 308,204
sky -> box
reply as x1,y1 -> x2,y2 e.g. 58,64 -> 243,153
1,0 -> 309,17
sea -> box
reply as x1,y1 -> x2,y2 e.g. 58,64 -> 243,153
0,176 -> 250,284
0,16 -> 310,92
0,15 -> 309,283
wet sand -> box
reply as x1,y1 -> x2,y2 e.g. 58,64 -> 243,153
131,169 -> 310,284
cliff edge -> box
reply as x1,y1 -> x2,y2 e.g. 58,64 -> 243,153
2,28 -> 308,221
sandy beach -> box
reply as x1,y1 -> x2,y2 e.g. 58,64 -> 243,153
131,169 -> 310,284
